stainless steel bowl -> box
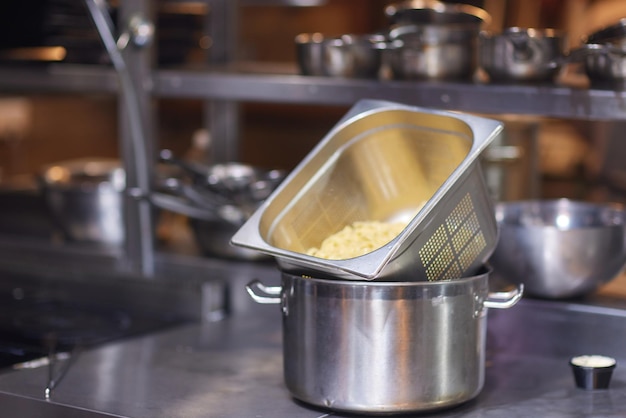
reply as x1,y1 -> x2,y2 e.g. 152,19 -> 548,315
295,33 -> 386,78
489,199 -> 626,299
479,27 -> 566,83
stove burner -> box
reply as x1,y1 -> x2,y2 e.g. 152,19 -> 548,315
0,276 -> 190,376
4,301 -> 132,346
0,297 -> 183,368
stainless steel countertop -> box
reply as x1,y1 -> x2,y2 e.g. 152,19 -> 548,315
1,271 -> 626,417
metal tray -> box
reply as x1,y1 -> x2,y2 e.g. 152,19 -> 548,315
231,99 -> 503,281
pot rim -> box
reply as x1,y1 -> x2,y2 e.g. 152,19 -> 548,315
384,0 -> 491,27
282,266 -> 492,287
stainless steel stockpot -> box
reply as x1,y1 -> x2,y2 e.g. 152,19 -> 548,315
385,25 -> 478,80
384,1 -> 490,80
247,268 -> 522,414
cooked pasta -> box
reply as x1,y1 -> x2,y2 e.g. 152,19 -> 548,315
306,220 -> 407,260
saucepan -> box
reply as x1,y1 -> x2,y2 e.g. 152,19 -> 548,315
479,27 -> 567,83
567,19 -> 626,89
247,267 -> 523,414
572,43 -> 626,89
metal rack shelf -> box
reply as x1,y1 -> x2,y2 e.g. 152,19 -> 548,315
156,69 -> 626,121
2,64 -> 626,121
0,65 -> 119,95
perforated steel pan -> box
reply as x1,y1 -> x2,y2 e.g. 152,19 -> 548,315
231,99 -> 503,281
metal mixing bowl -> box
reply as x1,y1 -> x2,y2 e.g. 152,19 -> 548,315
489,199 -> 626,299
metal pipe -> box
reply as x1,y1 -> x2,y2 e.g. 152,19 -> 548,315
84,0 -> 155,276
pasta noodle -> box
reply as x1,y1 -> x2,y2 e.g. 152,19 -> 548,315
306,220 -> 407,260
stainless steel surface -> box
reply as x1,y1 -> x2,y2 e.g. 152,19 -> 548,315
0,255 -> 231,324
490,199 -> 626,299
295,33 -> 385,78
1,274 -> 626,417
247,268 -> 521,414
232,99 -> 502,281
0,236 -> 254,322
40,158 -> 126,245
479,27 -> 566,83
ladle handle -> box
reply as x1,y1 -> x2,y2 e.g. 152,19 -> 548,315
159,149 -> 208,181
150,192 -> 220,221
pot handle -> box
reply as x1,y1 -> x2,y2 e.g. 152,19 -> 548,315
484,284 -> 524,309
245,279 -> 282,304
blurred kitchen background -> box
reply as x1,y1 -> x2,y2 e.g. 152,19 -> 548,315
0,0 -> 623,195
1,0 -> 626,260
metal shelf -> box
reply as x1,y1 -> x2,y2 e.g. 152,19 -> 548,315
0,65 -> 119,94
2,64 -> 625,121
156,69 -> 626,121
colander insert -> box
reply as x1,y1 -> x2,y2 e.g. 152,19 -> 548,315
231,99 -> 503,281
